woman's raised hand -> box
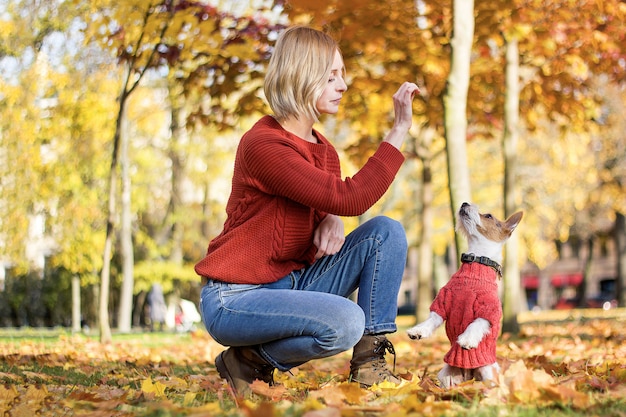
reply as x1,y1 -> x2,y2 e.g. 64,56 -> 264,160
384,82 -> 420,150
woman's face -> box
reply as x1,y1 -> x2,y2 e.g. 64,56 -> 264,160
315,50 -> 347,115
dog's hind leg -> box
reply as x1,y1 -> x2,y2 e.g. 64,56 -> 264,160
437,364 -> 467,388
475,362 -> 500,385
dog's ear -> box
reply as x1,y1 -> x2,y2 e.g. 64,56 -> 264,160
505,211 -> 523,232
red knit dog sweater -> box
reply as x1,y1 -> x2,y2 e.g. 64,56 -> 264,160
429,262 -> 502,369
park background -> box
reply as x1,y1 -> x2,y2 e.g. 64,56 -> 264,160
0,0 -> 625,341
1,0 -> 626,416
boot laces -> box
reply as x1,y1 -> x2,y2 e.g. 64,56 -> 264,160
255,364 -> 275,385
373,338 -> 396,373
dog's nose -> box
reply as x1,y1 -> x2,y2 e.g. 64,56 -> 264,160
461,202 -> 470,208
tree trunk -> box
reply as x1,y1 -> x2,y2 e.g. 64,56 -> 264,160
579,237 -> 594,306
615,212 -> 626,307
416,133 -> 435,322
133,290 -> 148,327
502,35 -> 524,333
444,0 -> 474,260
118,102 -> 134,333
71,275 -> 81,333
166,85 -> 187,264
94,0 -> 173,339
100,78 -> 131,343
537,269 -> 552,310
99,128 -> 118,343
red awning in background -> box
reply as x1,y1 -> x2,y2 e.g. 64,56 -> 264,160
523,273 -> 584,289
523,275 -> 539,289
551,273 -> 583,287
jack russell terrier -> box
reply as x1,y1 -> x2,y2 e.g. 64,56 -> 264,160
407,202 -> 523,388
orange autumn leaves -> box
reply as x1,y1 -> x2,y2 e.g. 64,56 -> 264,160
0,316 -> 625,416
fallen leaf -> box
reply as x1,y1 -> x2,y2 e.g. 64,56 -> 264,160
21,371 -> 52,382
541,382 -> 593,409
303,407 -> 341,417
0,372 -> 20,383
141,377 -> 167,398
0,384 -> 19,411
308,382 -> 370,407
250,379 -> 288,401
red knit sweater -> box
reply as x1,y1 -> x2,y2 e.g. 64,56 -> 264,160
429,262 -> 502,369
194,116 -> 405,284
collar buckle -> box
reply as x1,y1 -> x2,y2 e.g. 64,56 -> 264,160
461,253 -> 502,277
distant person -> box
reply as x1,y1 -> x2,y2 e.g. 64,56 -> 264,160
146,284 -> 167,332
195,25 -> 419,396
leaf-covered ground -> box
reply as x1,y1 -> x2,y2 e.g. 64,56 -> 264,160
1,312 -> 625,417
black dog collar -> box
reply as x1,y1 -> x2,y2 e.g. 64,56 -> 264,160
461,253 -> 502,277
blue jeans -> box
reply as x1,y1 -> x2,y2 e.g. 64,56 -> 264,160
199,216 -> 407,372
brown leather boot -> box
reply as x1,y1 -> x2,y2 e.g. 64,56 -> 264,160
215,346 -> 275,397
349,334 -> 401,387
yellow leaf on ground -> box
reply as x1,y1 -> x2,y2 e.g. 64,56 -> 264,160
160,376 -> 188,391
250,379 -> 288,401
0,384 -> 19,412
301,395 -> 326,411
403,394 -> 456,414
182,391 -> 197,407
372,379 -> 403,390
141,377 -> 167,398
485,359 -> 593,408
302,407 -> 341,417
22,371 -> 52,382
541,382 -> 593,409
0,372 -> 20,383
309,382 -> 370,407
9,385 -> 50,416
191,401 -> 224,414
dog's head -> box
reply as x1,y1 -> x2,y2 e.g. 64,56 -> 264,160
456,202 -> 523,260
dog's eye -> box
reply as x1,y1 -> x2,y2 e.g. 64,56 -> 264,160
484,214 -> 493,219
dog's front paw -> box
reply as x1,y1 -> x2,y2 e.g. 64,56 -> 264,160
457,331 -> 481,349
407,312 -> 443,340
457,318 -> 491,349
407,321 -> 433,340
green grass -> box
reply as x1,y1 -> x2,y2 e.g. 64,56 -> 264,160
0,327 -> 192,346
0,363 -> 108,386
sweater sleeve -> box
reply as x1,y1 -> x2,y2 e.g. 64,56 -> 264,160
241,126 -> 405,217
474,291 -> 503,328
429,286 -> 450,321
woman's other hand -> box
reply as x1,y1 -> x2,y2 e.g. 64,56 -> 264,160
314,214 -> 345,259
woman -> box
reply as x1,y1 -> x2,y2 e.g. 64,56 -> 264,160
195,25 -> 419,396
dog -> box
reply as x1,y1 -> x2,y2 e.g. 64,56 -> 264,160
407,202 -> 523,388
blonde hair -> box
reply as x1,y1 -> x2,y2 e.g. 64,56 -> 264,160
264,26 -> 340,122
